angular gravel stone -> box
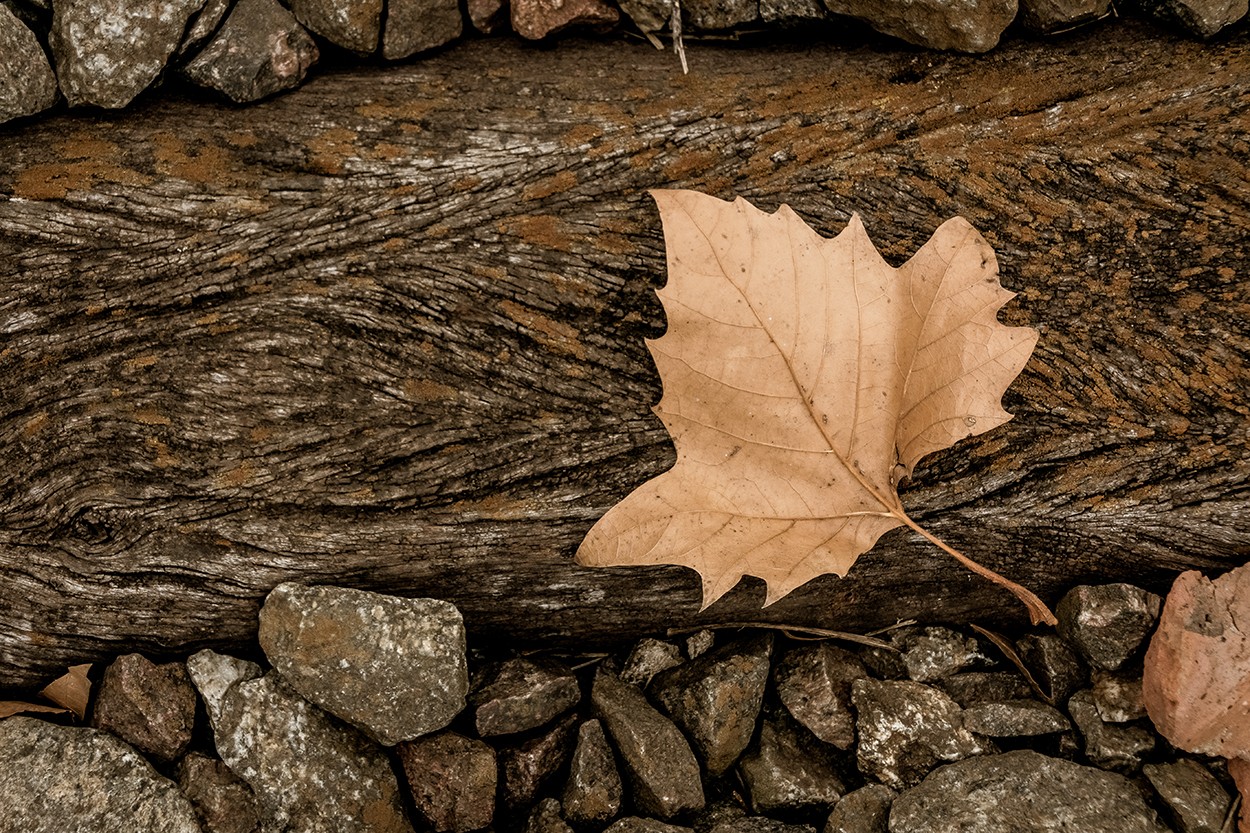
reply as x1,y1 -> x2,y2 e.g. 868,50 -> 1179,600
89,652 -> 197,763
397,731 -> 496,833
606,819 -> 693,833
896,626 -> 982,682
563,719 -> 623,827
823,784 -> 895,833
50,0 -> 207,108
510,0 -> 619,39
1018,0 -> 1110,31
177,752 -> 265,833
858,645 -> 907,680
181,0 -> 318,103
0,717 -> 200,833
617,0 -> 670,32
621,638 -> 683,686
939,672 -> 1034,707
683,0 -> 757,28
287,0 -> 381,53
1017,633 -> 1087,704
686,630 -> 716,659
1055,583 -> 1162,671
1067,689 -> 1155,771
472,657 -> 581,737
466,0 -> 508,31
500,712 -> 579,810
760,0 -> 824,21
852,678 -> 989,789
738,712 -> 845,815
187,649 -> 413,833
177,0 -> 232,55
649,633 -> 772,776
822,0 -> 1016,52
774,642 -> 866,750
592,668 -> 704,820
889,750 -> 1170,833
383,0 -> 462,59
1140,0 -> 1248,37
259,583 -> 468,746
0,4 -> 57,123
1143,759 -> 1231,833
527,798 -> 575,833
960,700 -> 1070,737
710,818 -> 816,833
1091,671 -> 1146,722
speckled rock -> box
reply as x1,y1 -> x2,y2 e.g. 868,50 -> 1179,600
821,0 -> 1016,52
738,711 -> 845,815
889,750 -> 1170,833
621,638 -> 683,686
1140,0 -> 1248,37
181,0 -> 318,104
895,627 -> 982,682
472,657 -> 580,737
605,819 -> 693,833
1019,0 -> 1110,31
938,672 -> 1034,707
591,667 -> 704,820
759,0 -> 824,21
397,731 -> 496,833
774,642 -> 866,750
90,652 -> 197,763
187,649 -> 413,833
960,700 -> 1070,737
500,712 -> 579,810
0,717 -> 201,833
177,0 -> 232,55
1055,584 -> 1162,671
563,719 -> 623,827
527,798 -> 575,833
1068,689 -> 1155,771
650,633 -> 772,776
686,630 -> 716,659
0,4 -> 57,123
287,0 -> 381,54
50,0 -> 207,108
1143,759 -> 1231,833
510,0 -> 619,39
852,678 -> 989,789
823,784 -> 895,833
383,0 -> 462,59
684,0 -> 757,28
1091,671 -> 1146,722
1017,633 -> 1087,704
710,818 -> 816,833
177,752 -> 265,833
258,583 -> 467,746
466,0 -> 508,32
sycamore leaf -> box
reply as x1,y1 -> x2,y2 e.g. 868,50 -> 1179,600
577,190 -> 1051,623
0,663 -> 92,721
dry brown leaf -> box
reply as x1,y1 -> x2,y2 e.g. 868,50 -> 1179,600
38,663 -> 92,720
0,700 -> 67,719
577,190 -> 1051,623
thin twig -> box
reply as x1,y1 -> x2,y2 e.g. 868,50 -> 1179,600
970,623 -> 1052,705
666,622 -> 897,651
1221,791 -> 1240,833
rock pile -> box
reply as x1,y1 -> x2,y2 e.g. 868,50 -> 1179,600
0,580 -> 1236,832
0,0 -> 1245,125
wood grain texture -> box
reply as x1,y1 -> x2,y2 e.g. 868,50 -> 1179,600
1,22 -> 1248,690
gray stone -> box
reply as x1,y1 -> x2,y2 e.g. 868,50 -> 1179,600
1055,583 -> 1162,671
857,645 -> 907,680
382,0 -> 462,60
591,667 -> 704,820
774,642 -> 866,750
472,657 -> 580,737
500,712 -> 578,810
686,630 -> 715,659
0,717 -> 200,833
177,0 -> 232,55
889,750 -> 1170,833
0,4 -> 57,123
563,719 -> 623,827
852,678 -> 989,789
466,0 -> 508,32
960,700 -> 1070,737
620,638 -> 683,686
760,0 -> 824,21
683,0 -> 757,28
187,649 -> 413,833
1067,689 -> 1155,772
895,626 -> 981,683
1018,0 -> 1110,32
710,818 -> 816,833
397,731 -> 496,833
738,712 -> 845,815
1143,759 -> 1232,833
50,0 -> 206,108
182,0 -> 318,104
1091,671 -> 1146,722
510,0 -> 619,38
258,583 -> 467,746
1140,0 -> 1248,37
527,798 -> 575,833
821,0 -> 1016,52
605,819 -> 693,833
177,752 -> 265,833
90,652 -> 197,763
287,0 -> 381,54
1016,633 -> 1086,704
823,784 -> 894,833
649,633 -> 772,776
938,672 -> 1034,707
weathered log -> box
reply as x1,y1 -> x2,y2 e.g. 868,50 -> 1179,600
1,23 -> 1248,691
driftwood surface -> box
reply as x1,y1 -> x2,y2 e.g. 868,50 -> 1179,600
2,22 -> 1248,691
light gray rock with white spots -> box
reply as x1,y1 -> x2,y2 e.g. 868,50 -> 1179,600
760,0 -> 824,21
258,583 -> 467,746
621,638 -> 683,685
382,0 -> 462,59
471,657 -> 580,737
1143,759 -> 1232,833
182,0 -> 318,103
287,0 -> 381,54
1140,0 -> 1247,37
1068,689 -> 1155,772
1055,583 -> 1162,671
0,4 -> 57,123
960,700 -> 1070,737
896,626 -> 982,682
177,0 -> 232,55
1019,0 -> 1110,31
775,642 -> 866,750
738,711 -> 845,815
683,0 -> 757,28
822,0 -> 1016,52
823,784 -> 895,833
